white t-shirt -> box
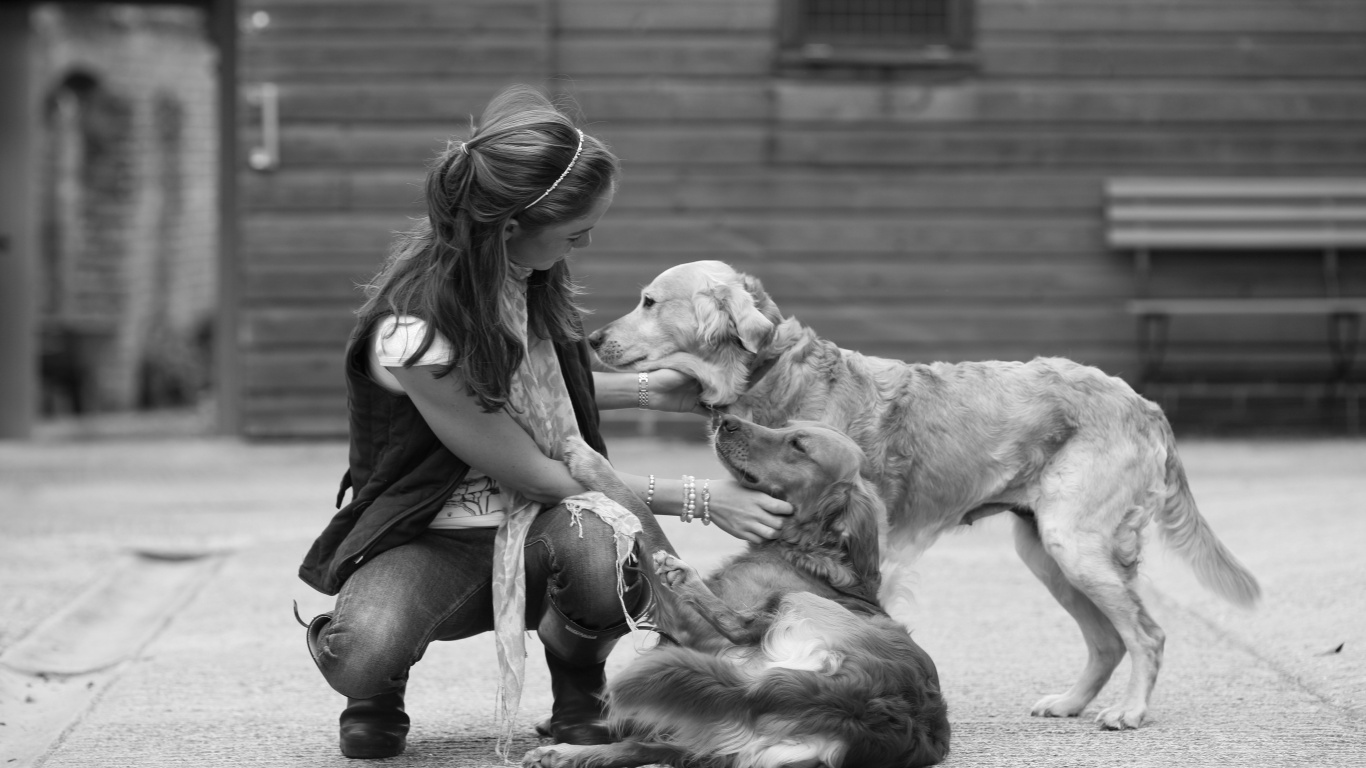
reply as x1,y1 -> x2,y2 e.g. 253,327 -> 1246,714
371,315 -> 506,529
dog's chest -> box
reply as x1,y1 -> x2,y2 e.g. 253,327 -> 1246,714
709,557 -> 831,609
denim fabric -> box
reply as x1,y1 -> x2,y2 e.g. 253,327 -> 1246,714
313,504 -> 644,700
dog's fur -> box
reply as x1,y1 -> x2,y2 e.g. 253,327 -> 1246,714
524,418 -> 950,768
586,260 -> 1262,730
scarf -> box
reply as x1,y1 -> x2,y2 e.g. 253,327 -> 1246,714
490,265 -> 643,759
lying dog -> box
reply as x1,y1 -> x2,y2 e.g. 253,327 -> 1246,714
587,260 -> 1261,730
524,416 -> 950,768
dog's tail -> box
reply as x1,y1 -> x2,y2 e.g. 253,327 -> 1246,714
1154,419 -> 1261,608
607,643 -> 950,768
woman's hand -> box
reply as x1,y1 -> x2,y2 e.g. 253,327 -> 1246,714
701,476 -> 793,543
647,369 -> 710,416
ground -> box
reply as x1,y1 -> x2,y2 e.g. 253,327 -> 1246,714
1,428 -> 1363,767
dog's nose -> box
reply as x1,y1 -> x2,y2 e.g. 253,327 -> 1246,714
587,329 -> 604,350
720,414 -> 741,433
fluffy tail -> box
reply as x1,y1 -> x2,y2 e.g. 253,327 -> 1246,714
608,644 -> 949,768
1155,423 -> 1261,608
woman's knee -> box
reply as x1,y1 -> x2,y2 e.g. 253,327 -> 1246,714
527,505 -> 644,628
315,613 -> 414,699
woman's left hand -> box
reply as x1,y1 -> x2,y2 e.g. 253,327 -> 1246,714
646,369 -> 710,416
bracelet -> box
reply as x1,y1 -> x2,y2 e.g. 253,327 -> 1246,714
681,475 -> 695,523
645,474 -> 655,508
701,478 -> 711,526
637,371 -> 650,409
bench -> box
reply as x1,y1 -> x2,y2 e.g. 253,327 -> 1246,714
1104,178 -> 1366,427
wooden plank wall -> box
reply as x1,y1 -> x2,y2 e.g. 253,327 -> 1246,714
237,0 -> 1366,437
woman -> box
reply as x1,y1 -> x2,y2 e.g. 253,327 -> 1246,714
295,86 -> 792,759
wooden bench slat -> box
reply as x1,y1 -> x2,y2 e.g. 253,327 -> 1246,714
1127,298 -> 1366,315
1106,178 -> 1366,198
1108,228 -> 1366,248
1109,205 -> 1366,223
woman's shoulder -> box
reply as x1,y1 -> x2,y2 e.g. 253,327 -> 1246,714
373,314 -> 456,367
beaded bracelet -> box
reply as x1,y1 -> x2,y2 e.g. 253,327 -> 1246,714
681,475 -> 695,523
701,478 -> 711,526
645,474 -> 656,508
637,371 -> 650,409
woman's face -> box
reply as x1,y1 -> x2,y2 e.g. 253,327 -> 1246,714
504,186 -> 615,271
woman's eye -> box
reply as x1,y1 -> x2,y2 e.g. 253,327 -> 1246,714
642,296 -> 656,309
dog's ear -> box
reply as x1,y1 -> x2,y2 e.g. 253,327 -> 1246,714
823,477 -> 886,591
695,279 -> 774,354
740,273 -> 784,329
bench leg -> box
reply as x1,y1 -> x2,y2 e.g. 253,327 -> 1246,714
1348,390 -> 1361,436
1328,313 -> 1360,381
1327,313 -> 1361,433
1137,313 -> 1170,392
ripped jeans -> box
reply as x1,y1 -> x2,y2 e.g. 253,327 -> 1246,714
313,504 -> 648,700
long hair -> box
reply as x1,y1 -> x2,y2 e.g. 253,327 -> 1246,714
356,85 -> 619,411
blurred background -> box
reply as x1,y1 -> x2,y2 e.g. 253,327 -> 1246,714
2,0 -> 1364,442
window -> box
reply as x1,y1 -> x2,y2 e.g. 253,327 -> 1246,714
778,0 -> 974,70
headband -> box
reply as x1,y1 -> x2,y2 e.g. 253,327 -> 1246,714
524,128 -> 585,210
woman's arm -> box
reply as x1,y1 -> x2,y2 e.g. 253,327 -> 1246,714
389,364 -> 585,505
611,470 -> 793,543
394,364 -> 792,539
593,370 -> 792,540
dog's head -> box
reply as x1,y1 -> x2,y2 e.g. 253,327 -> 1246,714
587,260 -> 782,405
711,414 -> 884,591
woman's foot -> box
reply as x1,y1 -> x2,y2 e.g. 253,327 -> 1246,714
339,691 -> 409,758
538,652 -> 613,745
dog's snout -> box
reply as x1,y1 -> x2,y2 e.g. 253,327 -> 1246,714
720,414 -> 742,433
587,328 -> 604,350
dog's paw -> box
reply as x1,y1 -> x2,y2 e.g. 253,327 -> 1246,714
1029,693 -> 1087,719
523,744 -> 589,768
561,436 -> 613,488
1095,703 -> 1146,730
653,550 -> 696,590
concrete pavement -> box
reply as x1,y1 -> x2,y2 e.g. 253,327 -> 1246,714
1,431 -> 1364,767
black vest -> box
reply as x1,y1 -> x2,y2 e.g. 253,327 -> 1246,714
297,317 -> 607,596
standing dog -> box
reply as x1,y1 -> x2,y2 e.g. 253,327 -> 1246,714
587,260 -> 1261,730
524,417 -> 950,768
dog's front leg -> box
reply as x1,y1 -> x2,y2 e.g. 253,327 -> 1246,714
654,551 -> 771,646
562,436 -> 681,632
562,436 -> 678,561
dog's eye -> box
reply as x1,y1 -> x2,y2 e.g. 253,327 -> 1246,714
642,296 -> 656,309
790,437 -> 806,454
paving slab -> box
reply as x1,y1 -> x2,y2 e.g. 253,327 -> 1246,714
1,434 -> 1363,767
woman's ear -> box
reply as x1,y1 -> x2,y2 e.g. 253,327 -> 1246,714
503,218 -> 522,242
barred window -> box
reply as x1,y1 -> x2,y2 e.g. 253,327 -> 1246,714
779,0 -> 974,68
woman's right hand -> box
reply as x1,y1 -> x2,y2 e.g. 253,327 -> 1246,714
701,476 -> 793,543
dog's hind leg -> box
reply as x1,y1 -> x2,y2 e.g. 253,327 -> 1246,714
1012,514 -> 1128,721
1015,508 -> 1165,730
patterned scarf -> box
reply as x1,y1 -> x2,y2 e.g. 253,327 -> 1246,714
490,265 -> 642,759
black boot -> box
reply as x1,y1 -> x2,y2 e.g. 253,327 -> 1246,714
535,649 -> 616,745
339,690 -> 409,759
295,602 -> 409,759
534,596 -> 633,746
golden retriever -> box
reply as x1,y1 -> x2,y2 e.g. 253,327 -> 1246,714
586,260 -> 1262,730
524,417 -> 950,768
